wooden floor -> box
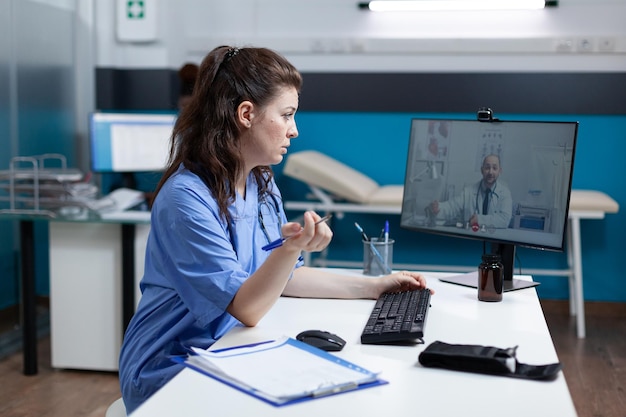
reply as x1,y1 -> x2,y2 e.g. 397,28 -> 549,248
0,334 -> 120,417
541,300 -> 626,417
0,299 -> 625,417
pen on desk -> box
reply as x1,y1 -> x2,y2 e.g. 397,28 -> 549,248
210,339 -> 277,354
262,214 -> 332,251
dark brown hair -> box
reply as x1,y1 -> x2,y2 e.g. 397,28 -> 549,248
156,46 -> 303,222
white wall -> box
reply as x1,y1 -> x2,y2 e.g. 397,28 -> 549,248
93,0 -> 626,72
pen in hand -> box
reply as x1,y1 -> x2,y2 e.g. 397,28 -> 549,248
262,214 -> 332,251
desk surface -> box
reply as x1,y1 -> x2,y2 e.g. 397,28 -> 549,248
131,270 -> 576,417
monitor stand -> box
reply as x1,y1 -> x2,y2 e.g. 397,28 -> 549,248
493,243 -> 540,291
439,242 -> 540,292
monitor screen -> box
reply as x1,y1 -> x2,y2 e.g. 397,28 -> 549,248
400,118 -> 578,281
89,112 -> 177,173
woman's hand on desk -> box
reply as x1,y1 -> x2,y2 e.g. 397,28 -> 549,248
371,271 -> 434,299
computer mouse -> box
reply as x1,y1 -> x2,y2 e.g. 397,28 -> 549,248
296,330 -> 346,352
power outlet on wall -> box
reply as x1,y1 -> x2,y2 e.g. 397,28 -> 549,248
597,37 -> 616,52
576,38 -> 594,53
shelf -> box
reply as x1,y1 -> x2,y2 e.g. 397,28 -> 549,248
0,154 -> 95,218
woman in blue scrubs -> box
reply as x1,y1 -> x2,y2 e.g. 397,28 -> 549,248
118,45 -> 431,413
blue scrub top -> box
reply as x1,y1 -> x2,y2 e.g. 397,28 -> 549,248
119,164 -> 298,413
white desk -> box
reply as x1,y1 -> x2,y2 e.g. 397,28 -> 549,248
286,189 -> 619,338
131,270 -> 576,417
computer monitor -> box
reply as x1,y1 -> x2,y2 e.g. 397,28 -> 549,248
89,112 -> 177,173
400,116 -> 578,289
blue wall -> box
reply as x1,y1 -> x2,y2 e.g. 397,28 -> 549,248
276,112 -> 626,302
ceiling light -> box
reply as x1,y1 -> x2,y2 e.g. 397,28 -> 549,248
358,1 -> 558,12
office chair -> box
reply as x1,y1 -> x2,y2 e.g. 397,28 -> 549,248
105,398 -> 127,417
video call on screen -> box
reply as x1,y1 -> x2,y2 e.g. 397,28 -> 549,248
401,118 -> 578,251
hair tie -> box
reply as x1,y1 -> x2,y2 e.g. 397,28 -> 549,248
226,47 -> 240,60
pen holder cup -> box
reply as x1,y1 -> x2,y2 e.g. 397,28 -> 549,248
363,238 -> 394,276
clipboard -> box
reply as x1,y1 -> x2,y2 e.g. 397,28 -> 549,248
172,336 -> 387,407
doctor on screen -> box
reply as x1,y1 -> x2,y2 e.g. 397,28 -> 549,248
428,154 -> 513,229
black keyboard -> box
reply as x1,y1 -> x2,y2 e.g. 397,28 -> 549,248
360,289 -> 431,344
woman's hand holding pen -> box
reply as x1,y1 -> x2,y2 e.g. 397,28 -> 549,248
235,212 -> 332,325
369,271 -> 435,299
278,211 -> 333,254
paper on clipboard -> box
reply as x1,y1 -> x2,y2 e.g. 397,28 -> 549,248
174,336 -> 386,406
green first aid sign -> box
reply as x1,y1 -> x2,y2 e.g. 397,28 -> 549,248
127,1 -> 145,19
117,0 -> 157,41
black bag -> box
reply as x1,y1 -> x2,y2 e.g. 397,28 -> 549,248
418,341 -> 562,380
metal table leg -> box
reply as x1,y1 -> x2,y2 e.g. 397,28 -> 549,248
121,223 -> 136,334
20,220 -> 38,375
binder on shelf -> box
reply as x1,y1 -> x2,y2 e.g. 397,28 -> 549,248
172,336 -> 387,406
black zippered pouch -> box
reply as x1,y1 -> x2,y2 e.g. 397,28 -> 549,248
418,341 -> 562,380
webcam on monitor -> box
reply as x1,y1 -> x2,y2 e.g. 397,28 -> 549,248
477,107 -> 496,122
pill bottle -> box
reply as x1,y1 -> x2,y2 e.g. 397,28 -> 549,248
478,253 -> 504,302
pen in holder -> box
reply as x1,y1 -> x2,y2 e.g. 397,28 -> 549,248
363,238 -> 393,276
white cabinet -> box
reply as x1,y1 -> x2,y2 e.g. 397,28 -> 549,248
49,222 -> 149,371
